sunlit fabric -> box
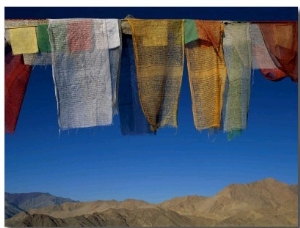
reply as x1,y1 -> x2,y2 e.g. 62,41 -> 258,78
185,21 -> 226,131
5,46 -> 32,133
249,24 -> 286,80
9,27 -> 38,55
184,19 -> 199,44
48,19 -> 117,130
222,23 -> 252,140
118,34 -> 154,135
257,22 -> 298,82
128,19 -> 184,131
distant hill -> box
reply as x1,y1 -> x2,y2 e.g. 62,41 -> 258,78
5,192 -> 78,219
5,178 -> 298,227
6,208 -> 216,227
28,198 -> 156,218
5,202 -> 23,219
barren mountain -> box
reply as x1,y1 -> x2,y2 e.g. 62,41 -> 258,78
160,195 -> 208,216
288,184 -> 298,194
216,208 -> 296,227
28,199 -> 156,218
6,207 -> 215,227
160,178 -> 298,221
209,178 -> 297,215
5,192 -> 77,219
5,178 -> 298,227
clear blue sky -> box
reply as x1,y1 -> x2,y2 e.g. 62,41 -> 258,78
4,7 -> 298,204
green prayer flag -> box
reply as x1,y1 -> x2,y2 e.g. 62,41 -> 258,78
37,24 -> 51,53
184,19 -> 199,44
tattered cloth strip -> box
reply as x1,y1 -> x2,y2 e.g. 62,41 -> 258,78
222,23 -> 252,140
118,34 -> 154,135
257,22 -> 298,82
48,19 -> 117,130
9,27 -> 38,55
106,19 -> 122,115
184,19 -> 199,44
128,19 -> 184,131
249,24 -> 286,79
5,45 -> 32,133
185,20 -> 226,131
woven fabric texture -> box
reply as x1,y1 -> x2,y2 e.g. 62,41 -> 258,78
249,24 -> 286,81
48,19 -> 117,130
23,53 -> 52,66
106,19 -> 121,49
118,34 -> 153,135
222,23 -> 252,140
9,27 -> 38,55
5,19 -> 48,28
5,47 -> 32,133
258,22 -> 298,82
128,19 -> 184,131
185,20 -> 226,131
184,19 -> 199,44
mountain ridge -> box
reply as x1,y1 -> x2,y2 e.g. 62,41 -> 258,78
5,178 -> 298,227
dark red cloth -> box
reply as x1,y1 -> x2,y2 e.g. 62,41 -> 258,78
5,50 -> 32,133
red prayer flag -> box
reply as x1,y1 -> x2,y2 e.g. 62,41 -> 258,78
5,50 -> 32,133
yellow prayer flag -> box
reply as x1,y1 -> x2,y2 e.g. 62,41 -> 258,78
185,21 -> 227,131
9,27 -> 38,55
128,19 -> 184,131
